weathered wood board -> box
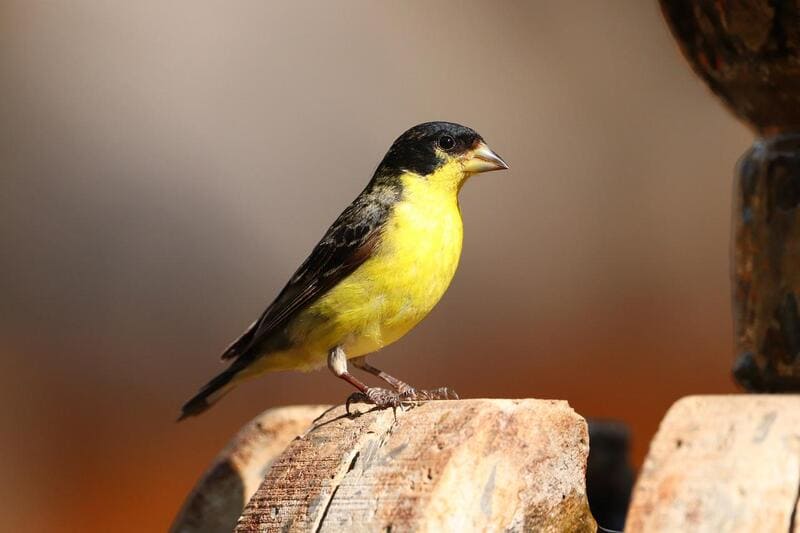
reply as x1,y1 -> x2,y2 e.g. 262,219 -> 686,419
626,395 -> 800,533
236,399 -> 596,532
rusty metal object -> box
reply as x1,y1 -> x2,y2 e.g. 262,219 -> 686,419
659,0 -> 800,134
733,136 -> 800,390
661,0 -> 800,390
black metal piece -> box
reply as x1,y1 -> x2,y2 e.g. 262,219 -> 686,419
586,420 -> 634,532
733,135 -> 800,390
660,0 -> 800,390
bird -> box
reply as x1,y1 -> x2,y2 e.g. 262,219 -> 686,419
179,121 -> 508,420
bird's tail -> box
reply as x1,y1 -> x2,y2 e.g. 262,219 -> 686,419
178,366 -> 240,421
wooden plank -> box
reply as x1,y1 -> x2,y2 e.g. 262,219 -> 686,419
236,399 -> 595,532
171,405 -> 328,533
626,395 -> 800,533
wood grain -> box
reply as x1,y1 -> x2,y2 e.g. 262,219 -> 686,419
236,399 -> 596,533
171,405 -> 329,533
627,395 -> 800,532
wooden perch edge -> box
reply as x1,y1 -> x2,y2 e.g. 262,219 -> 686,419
173,399 -> 597,533
171,405 -> 329,533
626,395 -> 800,533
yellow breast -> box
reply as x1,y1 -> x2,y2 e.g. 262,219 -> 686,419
290,170 -> 464,363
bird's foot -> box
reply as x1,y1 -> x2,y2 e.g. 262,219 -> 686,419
398,386 -> 459,402
346,387 -> 402,415
345,386 -> 460,416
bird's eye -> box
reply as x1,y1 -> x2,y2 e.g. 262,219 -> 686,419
438,135 -> 456,151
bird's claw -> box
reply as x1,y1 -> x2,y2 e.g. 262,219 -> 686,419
346,386 -> 459,416
346,387 -> 402,415
398,386 -> 459,401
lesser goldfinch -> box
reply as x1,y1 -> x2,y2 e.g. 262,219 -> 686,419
180,122 -> 508,420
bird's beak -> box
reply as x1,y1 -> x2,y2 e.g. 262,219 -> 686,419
462,142 -> 509,174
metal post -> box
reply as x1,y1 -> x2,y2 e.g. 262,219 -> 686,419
660,1 -> 800,390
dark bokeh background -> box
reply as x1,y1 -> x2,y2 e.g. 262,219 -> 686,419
1,2 -> 747,531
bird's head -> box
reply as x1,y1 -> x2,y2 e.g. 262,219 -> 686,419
374,121 -> 508,191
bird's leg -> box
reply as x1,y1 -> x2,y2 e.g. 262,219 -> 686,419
351,356 -> 459,402
327,346 -> 401,414
351,356 -> 412,392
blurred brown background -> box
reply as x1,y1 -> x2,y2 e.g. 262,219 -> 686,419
0,1 -> 748,531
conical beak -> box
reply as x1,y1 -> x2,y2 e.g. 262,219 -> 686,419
462,142 -> 509,174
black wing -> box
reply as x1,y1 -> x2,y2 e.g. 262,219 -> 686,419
221,184 -> 399,361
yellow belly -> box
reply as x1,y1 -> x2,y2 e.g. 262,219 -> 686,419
278,175 -> 464,370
